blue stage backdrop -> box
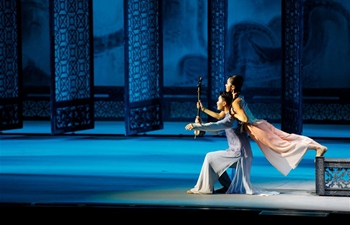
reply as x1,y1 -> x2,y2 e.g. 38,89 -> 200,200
17,0 -> 350,124
21,0 -> 350,88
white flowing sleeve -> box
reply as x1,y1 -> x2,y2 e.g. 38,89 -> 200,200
191,114 -> 234,132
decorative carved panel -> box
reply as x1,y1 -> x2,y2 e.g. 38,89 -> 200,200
124,0 -> 163,135
0,0 -> 22,131
50,0 -> 94,134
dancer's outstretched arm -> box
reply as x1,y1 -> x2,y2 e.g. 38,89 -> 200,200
185,114 -> 234,133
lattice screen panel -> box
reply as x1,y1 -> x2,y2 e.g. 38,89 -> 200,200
124,0 -> 163,135
50,0 -> 94,134
281,0 -> 303,134
208,0 -> 227,121
0,0 -> 22,131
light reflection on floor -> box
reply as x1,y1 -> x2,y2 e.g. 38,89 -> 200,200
0,122 -> 349,213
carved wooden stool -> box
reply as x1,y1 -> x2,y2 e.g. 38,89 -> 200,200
316,157 -> 350,196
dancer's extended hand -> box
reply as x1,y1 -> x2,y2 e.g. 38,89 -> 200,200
185,123 -> 194,130
185,116 -> 202,130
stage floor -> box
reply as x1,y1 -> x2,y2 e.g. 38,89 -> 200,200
0,121 -> 349,221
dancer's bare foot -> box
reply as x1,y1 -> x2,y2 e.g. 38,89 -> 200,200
187,190 -> 194,194
316,146 -> 328,157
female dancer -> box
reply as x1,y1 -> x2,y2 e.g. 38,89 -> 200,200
199,75 -> 328,176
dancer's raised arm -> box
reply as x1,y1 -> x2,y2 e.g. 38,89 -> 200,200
197,100 -> 225,120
